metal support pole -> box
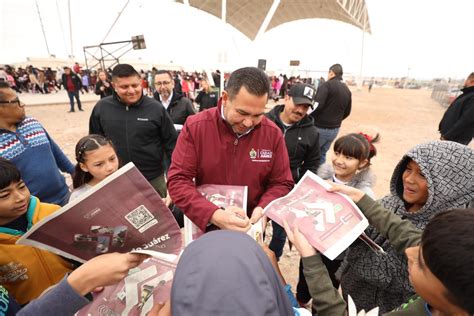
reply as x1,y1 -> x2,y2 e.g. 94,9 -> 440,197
68,0 -> 74,58
220,0 -> 226,96
358,10 -> 366,91
36,1 -> 51,56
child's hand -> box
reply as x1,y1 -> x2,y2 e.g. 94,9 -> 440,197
283,220 -> 316,258
327,183 -> 365,203
67,253 -> 148,295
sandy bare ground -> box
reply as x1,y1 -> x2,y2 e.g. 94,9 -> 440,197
25,87 -> 462,296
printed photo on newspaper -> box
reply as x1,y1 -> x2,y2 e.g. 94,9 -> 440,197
183,184 -> 262,245
264,171 -> 368,260
17,162 -> 182,263
78,251 -> 180,316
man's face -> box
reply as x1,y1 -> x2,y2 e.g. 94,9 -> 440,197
64,68 -> 71,75
154,73 -> 174,100
282,96 -> 310,124
112,75 -> 142,105
327,70 -> 335,80
405,246 -> 466,315
0,180 -> 30,225
222,86 -> 267,134
0,88 -> 26,125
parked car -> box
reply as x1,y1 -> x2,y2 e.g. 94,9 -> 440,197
446,88 -> 462,105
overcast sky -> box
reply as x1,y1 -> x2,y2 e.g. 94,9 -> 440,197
1,0 -> 472,79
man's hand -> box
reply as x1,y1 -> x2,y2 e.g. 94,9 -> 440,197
327,183 -> 365,203
210,207 -> 251,232
250,206 -> 264,224
283,220 -> 316,258
67,253 -> 148,296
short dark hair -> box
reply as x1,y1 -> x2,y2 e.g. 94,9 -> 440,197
155,70 -> 173,80
422,209 -> 474,313
0,158 -> 21,190
329,64 -> 343,76
225,67 -> 270,100
111,64 -> 139,80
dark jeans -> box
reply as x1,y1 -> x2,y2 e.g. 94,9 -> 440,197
269,221 -> 286,260
67,90 -> 82,111
316,127 -> 340,164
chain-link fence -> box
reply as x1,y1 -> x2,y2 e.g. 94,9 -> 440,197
431,83 -> 463,108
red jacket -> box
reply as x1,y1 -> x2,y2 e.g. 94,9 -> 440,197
168,105 -> 294,231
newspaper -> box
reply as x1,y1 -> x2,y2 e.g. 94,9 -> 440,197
263,171 -> 368,260
17,162 -> 182,263
78,251 -> 179,316
183,184 -> 262,245
16,163 -> 183,315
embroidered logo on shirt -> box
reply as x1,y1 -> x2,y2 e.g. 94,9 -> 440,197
249,148 -> 272,162
0,262 -> 28,283
137,118 -> 149,121
259,149 -> 273,159
249,148 -> 257,159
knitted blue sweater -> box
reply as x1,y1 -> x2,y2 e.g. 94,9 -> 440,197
0,116 -> 74,205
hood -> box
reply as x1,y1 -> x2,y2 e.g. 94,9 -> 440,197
461,85 -> 474,94
171,230 -> 293,316
383,140 -> 473,227
267,104 -> 315,129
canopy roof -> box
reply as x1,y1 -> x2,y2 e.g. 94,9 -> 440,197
177,0 -> 371,40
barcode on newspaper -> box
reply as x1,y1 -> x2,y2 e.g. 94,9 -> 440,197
125,205 -> 154,229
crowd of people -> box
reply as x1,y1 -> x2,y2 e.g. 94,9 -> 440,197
0,62 -> 473,316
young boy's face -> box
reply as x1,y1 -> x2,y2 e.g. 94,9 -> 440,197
402,160 -> 428,212
406,246 -> 466,315
0,180 -> 30,225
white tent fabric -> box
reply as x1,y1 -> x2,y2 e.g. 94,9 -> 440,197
176,0 -> 371,40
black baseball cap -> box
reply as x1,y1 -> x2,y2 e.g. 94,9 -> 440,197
288,83 -> 316,108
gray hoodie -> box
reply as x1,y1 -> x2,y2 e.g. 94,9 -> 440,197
340,141 -> 474,313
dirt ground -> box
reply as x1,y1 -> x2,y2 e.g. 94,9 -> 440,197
25,87 -> 462,297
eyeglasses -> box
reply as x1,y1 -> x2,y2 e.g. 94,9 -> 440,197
0,99 -> 24,107
154,81 -> 172,86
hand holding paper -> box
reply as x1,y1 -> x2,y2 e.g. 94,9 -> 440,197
210,207 -> 251,232
283,220 -> 317,258
328,184 -> 365,203
67,252 -> 148,296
